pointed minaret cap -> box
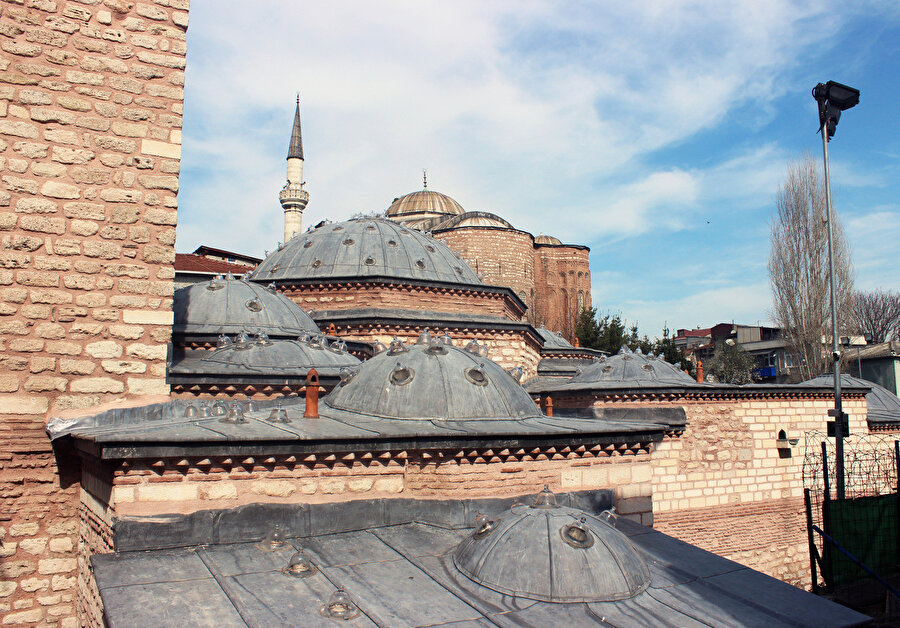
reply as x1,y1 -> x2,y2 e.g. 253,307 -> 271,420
287,94 -> 304,160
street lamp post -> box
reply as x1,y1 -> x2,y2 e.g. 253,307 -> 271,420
812,80 -> 860,500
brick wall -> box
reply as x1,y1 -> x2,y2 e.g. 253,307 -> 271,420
282,282 -> 524,321
0,1 -> 187,624
533,244 -> 590,340
434,227 -> 592,342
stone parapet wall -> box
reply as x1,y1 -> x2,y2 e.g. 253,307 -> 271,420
0,1 -> 188,623
96,446 -> 654,527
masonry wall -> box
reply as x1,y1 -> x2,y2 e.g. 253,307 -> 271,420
532,244 -> 591,341
580,394 -> 868,588
434,227 -> 535,314
0,1 -> 187,624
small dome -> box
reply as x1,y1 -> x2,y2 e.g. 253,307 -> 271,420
251,218 -> 482,286
323,336 -> 541,420
569,346 -> 696,387
173,276 -> 319,338
193,335 -> 359,376
535,234 -> 562,245
453,491 -> 651,602
386,189 -> 466,223
433,211 -> 513,230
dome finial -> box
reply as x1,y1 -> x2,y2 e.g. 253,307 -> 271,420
423,169 -> 428,190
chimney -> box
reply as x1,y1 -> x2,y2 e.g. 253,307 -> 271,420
696,360 -> 704,383
304,368 -> 320,418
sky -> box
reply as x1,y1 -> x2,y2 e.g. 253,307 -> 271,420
176,1 -> 900,339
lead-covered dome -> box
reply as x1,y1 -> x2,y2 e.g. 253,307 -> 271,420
324,333 -> 541,420
173,275 -> 319,339
453,489 -> 651,602
568,346 -> 696,387
386,190 -> 466,229
251,218 -> 481,285
535,234 -> 562,245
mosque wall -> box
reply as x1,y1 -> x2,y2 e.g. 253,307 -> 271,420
533,244 -> 591,341
0,1 -> 188,624
433,227 -> 536,315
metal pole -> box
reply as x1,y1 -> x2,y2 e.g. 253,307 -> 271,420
820,126 -> 846,500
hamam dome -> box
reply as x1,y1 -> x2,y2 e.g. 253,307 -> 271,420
173,275 -> 319,339
453,487 -> 651,602
568,346 -> 697,388
324,332 -> 541,420
251,218 -> 482,286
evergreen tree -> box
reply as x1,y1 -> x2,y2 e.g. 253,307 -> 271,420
705,340 -> 757,384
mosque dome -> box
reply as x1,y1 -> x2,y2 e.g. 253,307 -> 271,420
568,346 -> 697,387
433,211 -> 514,230
323,333 -> 541,420
250,218 -> 482,286
535,234 -> 562,245
173,275 -> 319,338
386,189 -> 466,223
453,488 -> 651,602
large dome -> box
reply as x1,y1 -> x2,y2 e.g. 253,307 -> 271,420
250,218 -> 481,285
173,276 -> 319,339
324,333 -> 541,420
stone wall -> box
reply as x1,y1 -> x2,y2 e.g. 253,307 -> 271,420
583,394 -> 868,588
0,1 -> 187,624
93,444 -> 655,525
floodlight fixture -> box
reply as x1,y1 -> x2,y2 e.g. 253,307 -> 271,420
812,81 -> 860,140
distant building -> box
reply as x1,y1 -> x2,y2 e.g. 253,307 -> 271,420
855,341 -> 900,395
676,323 -> 795,383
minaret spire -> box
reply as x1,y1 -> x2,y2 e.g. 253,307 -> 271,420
280,94 -> 309,241
287,94 -> 304,160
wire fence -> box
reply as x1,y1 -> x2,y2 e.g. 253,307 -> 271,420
803,431 -> 900,593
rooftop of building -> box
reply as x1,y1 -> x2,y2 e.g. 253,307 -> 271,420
175,253 -> 255,276
89,493 -> 868,628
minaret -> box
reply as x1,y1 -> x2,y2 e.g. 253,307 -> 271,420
279,96 -> 309,241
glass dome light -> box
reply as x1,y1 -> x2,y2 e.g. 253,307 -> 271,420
207,275 -> 224,291
234,331 -> 252,348
329,339 -> 347,354
225,271 -> 234,281
256,331 -> 272,346
319,588 -> 359,620
439,333 -> 453,346
212,400 -> 227,416
259,524 -> 287,551
388,337 -> 408,355
372,341 -> 388,355
478,344 -> 490,358
216,334 -> 232,349
245,399 -> 258,413
425,338 -> 447,355
298,332 -> 310,344
531,485 -> 558,509
282,547 -> 317,578
266,404 -> 290,424
506,366 -> 524,383
220,403 -> 247,425
183,403 -> 198,419
464,340 -> 481,355
473,513 -> 498,539
339,367 -> 358,385
197,402 -> 212,418
416,329 -> 432,345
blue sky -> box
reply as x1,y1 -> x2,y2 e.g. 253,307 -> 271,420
176,1 -> 900,338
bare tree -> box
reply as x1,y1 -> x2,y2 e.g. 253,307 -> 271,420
851,289 -> 900,342
768,154 -> 854,381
